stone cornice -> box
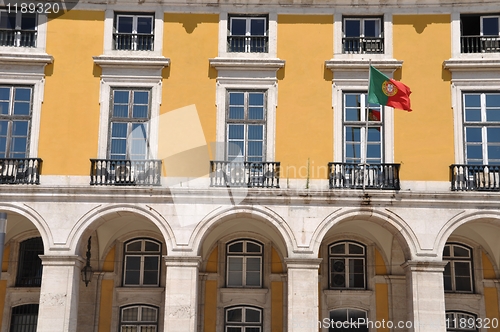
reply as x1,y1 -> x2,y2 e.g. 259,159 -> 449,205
443,58 -> 500,72
0,52 -> 53,66
325,58 -> 403,72
209,57 -> 285,71
93,55 -> 170,69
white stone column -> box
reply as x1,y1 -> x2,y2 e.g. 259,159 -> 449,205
286,258 -> 322,332
402,261 -> 447,332
37,255 -> 84,332
164,256 -> 201,332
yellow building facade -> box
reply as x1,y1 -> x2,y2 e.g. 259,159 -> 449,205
0,1 -> 499,331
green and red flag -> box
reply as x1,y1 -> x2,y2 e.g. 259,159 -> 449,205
368,65 -> 412,112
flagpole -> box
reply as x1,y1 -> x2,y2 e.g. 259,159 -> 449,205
363,60 -> 372,190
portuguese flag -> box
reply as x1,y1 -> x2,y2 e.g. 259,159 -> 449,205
368,65 -> 412,112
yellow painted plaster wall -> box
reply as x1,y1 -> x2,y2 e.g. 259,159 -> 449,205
277,15 -> 333,180
484,287 -> 500,331
206,246 -> 218,273
375,248 -> 387,275
162,14 -> 218,178
375,283 -> 390,332
98,279 -> 114,332
102,246 -> 115,272
204,280 -> 217,332
271,281 -> 283,331
393,15 -> 453,181
41,11 -> 103,175
482,252 -> 497,279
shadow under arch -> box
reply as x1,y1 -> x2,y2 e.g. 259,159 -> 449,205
435,210 -> 500,260
0,204 -> 52,252
67,203 -> 177,255
190,205 -> 297,258
311,207 -> 418,260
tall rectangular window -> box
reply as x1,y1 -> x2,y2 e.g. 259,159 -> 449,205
228,16 -> 268,53
108,89 -> 151,160
343,17 -> 383,54
10,304 -> 39,332
0,11 -> 37,47
16,237 -> 43,287
226,91 -> 266,162
463,93 -> 500,165
343,92 -> 383,164
114,13 -> 154,51
0,86 -> 33,159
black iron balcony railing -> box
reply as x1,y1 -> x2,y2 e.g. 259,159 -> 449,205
113,33 -> 154,51
461,35 -> 500,53
0,29 -> 37,47
210,161 -> 280,188
343,37 -> 384,54
90,159 -> 162,186
0,158 -> 42,185
450,164 -> 500,191
227,35 -> 269,53
328,162 -> 400,190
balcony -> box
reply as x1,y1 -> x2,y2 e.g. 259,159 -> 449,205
0,29 -> 37,47
461,35 -> 500,53
342,37 -> 384,54
210,161 -> 280,188
227,35 -> 269,53
450,164 -> 500,191
113,33 -> 154,51
90,159 -> 162,186
328,162 -> 400,190
0,158 -> 42,185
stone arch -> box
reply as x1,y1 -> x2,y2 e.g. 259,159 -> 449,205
311,207 -> 418,260
67,203 -> 176,256
190,205 -> 296,259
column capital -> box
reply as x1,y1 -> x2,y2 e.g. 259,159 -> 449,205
285,258 -> 322,270
163,256 -> 201,268
39,255 -> 85,268
401,260 -> 448,273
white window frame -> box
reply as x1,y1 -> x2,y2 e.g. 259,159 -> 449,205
215,82 -> 277,162
480,15 -> 500,36
0,11 -> 37,48
331,75 -> 394,164
226,240 -> 263,288
114,14 -> 154,51
328,241 -> 366,290
343,17 -> 383,54
462,92 -> 500,165
218,12 -> 277,58
445,311 -> 478,331
329,308 -> 368,331
96,77 -> 161,160
334,13 -> 393,59
224,306 -> 263,332
0,11 -> 47,53
443,243 -> 474,293
228,16 -> 268,54
123,239 -> 161,287
119,304 -> 158,332
103,9 -> 163,56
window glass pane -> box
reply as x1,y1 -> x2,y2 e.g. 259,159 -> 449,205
250,19 -> 265,36
455,276 -> 472,292
348,243 -> 364,255
465,109 -> 481,122
464,94 -> 481,108
144,241 -> 160,252
230,19 -> 246,35
228,242 -> 243,253
121,326 -> 138,332
366,144 -> 381,159
143,271 -> 158,285
245,308 -> 261,323
348,309 -> 367,322
114,90 -> 130,104
345,20 -> 361,37
118,16 -> 133,33
331,243 -> 345,254
127,241 -> 142,252
345,127 -> 361,142
245,328 -> 260,332
486,93 -> 500,107
246,271 -> 260,286
367,127 -> 381,141
111,123 -> 128,139
229,107 -> 244,120
248,107 -> 264,120
249,93 -> 264,106
465,127 -> 482,143
144,256 -> 159,271
330,309 -> 348,322
246,242 -> 261,253
122,307 -> 139,322
14,88 -> 31,102
0,12 -> 16,29
229,92 -> 244,105
331,259 -> 346,287
228,125 -> 245,140
443,245 -> 450,257
21,14 -> 37,30
247,141 -> 263,157
466,145 -> 483,161
443,263 -> 452,290
364,19 -> 379,37
453,246 -> 470,257
137,17 -> 153,34
486,108 -> 500,121
345,143 -> 361,162
228,141 -> 244,159
141,307 -> 157,322
227,308 -> 242,322
227,327 -> 241,332
113,105 -> 129,118
248,125 -> 263,140
454,262 -> 471,276
483,17 -> 499,35
345,108 -> 361,121
125,256 -> 141,285
246,257 -> 261,272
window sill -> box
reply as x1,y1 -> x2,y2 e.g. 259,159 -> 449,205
117,286 -> 165,291
325,58 -> 403,72
0,51 -> 53,66
209,57 -> 285,71
93,55 -> 170,70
